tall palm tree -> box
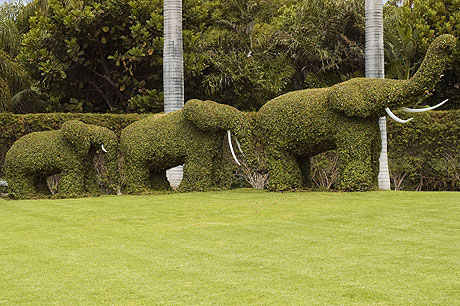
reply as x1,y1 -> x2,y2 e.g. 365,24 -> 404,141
163,0 -> 184,188
365,0 -> 391,190
0,0 -> 30,112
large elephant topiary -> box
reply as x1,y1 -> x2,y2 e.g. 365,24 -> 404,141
183,34 -> 457,191
4,120 -> 121,199
120,111 -> 233,193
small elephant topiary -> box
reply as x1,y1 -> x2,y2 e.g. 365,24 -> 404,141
4,120 -> 121,199
184,34 -> 457,191
120,111 -> 232,193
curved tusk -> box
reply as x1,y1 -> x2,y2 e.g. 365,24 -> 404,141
385,107 -> 413,124
101,144 -> 108,153
234,137 -> 245,156
227,130 -> 241,166
401,99 -> 449,113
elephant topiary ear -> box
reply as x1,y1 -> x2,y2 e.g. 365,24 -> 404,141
61,120 -> 91,156
328,78 -> 375,118
183,99 -> 248,133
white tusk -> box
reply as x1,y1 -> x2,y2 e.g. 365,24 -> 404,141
101,144 -> 108,153
234,137 -> 245,156
385,107 -> 413,124
401,99 -> 449,113
227,130 -> 241,166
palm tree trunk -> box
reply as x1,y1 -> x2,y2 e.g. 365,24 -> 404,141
365,0 -> 391,190
163,0 -> 184,189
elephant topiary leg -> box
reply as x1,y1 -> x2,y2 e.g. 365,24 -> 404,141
178,155 -> 214,192
296,155 -> 312,188
57,169 -> 86,198
370,136 -> 381,185
150,170 -> 171,191
335,130 -> 377,191
84,160 -> 100,196
266,148 -> 304,191
125,160 -> 153,193
211,153 -> 232,189
7,173 -> 35,199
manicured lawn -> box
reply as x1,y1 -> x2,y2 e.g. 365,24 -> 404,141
0,190 -> 459,305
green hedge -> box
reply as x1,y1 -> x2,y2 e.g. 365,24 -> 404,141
4,120 -> 122,199
120,111 -> 232,194
1,110 -> 459,193
309,110 -> 460,191
387,110 -> 460,191
0,113 -> 147,177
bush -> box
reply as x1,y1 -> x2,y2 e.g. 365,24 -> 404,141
387,110 -> 460,191
0,112 -> 146,177
309,110 -> 460,191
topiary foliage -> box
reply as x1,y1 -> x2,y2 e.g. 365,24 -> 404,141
120,110 -> 233,193
4,120 -> 120,199
184,34 -> 456,191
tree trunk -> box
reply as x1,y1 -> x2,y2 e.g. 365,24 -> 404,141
163,0 -> 184,189
365,0 -> 391,190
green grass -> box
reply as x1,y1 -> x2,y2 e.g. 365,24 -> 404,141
0,190 -> 459,305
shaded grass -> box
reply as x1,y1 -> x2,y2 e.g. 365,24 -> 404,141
0,190 -> 459,305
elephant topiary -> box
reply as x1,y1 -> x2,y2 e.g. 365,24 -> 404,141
120,111 -> 232,193
183,34 -> 457,191
4,120 -> 121,198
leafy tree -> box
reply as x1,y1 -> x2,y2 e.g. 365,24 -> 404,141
384,0 -> 460,109
276,0 -> 365,90
191,0 -> 295,111
20,0 -> 165,113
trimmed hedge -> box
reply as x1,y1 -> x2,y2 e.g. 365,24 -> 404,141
309,110 -> 460,191
387,110 -> 460,191
4,120 -> 124,199
0,112 -> 146,177
0,78 -> 11,113
0,110 -> 459,194
120,111 -> 233,193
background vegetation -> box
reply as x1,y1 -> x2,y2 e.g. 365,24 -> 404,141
1,0 -> 458,113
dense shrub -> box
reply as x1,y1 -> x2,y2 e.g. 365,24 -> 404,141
310,108 -> 460,191
387,110 -> 460,191
4,120 -> 122,199
0,112 -> 146,177
120,111 -> 233,193
183,35 -> 456,192
0,110 -> 459,193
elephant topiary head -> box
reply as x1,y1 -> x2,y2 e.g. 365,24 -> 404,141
61,120 -> 121,192
183,100 -> 263,171
328,34 -> 457,121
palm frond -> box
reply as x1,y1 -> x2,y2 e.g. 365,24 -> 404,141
0,50 -> 30,94
0,18 -> 21,56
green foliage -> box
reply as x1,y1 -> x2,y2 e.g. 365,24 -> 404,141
184,36 -> 455,192
0,1 -> 33,112
0,112 -> 146,178
384,0 -> 460,109
188,0 -> 295,111
276,0 -> 365,89
388,110 -> 460,191
17,0 -> 369,112
4,119 -> 122,199
120,110 -> 232,193
20,0 -> 164,113
0,77 -> 11,112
